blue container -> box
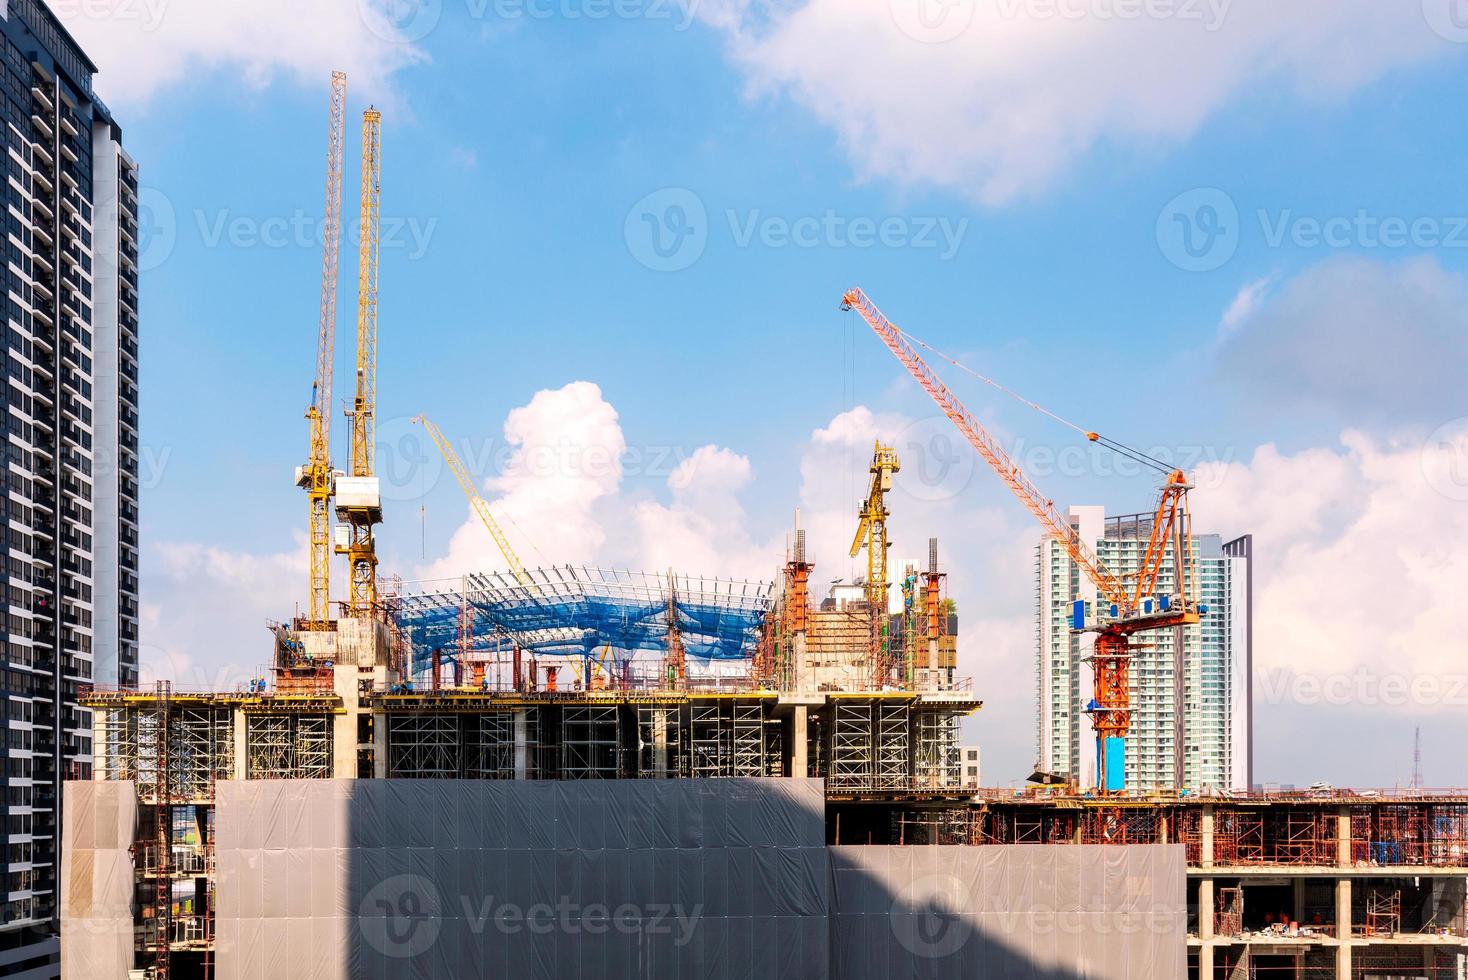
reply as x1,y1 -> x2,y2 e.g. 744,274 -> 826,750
1104,737 -> 1126,792
1143,598 -> 1154,614
1198,603 -> 1209,616
1109,603 -> 1119,619
1072,599 -> 1086,630
1160,594 -> 1171,611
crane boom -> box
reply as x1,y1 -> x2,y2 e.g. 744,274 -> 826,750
413,416 -> 532,586
841,287 -> 1129,607
336,107 -> 385,616
842,286 -> 1201,794
299,70 -> 347,628
351,107 -> 381,479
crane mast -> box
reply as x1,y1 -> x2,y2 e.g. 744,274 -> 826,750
413,416 -> 532,586
297,70 -> 346,629
337,107 -> 384,616
842,287 -> 1200,793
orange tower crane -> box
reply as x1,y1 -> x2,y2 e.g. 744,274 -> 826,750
295,70 -> 347,629
841,287 -> 1200,793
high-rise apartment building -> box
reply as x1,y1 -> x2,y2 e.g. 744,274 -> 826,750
1035,506 -> 1251,794
1,1 -> 139,974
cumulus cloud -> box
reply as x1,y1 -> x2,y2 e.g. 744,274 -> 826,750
1214,256 -> 1468,427
1193,431 -> 1468,691
51,0 -> 426,107
698,0 -> 1453,203
138,539 -> 303,691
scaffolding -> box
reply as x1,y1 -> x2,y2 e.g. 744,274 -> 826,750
468,712 -> 518,779
245,714 -> 332,779
688,701 -> 777,778
636,705 -> 683,778
1215,886 -> 1243,938
385,713 -> 458,778
560,704 -> 621,779
913,710 -> 960,790
1362,888 -> 1402,937
891,808 -> 980,845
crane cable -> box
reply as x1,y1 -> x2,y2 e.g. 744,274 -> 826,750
890,325 -> 1176,477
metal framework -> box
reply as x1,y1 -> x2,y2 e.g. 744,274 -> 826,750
394,566 -> 775,682
560,705 -> 621,779
386,714 -> 459,778
301,70 -> 347,627
245,714 -> 332,779
912,710 -> 960,790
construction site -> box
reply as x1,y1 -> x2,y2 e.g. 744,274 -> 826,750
56,72 -> 1468,980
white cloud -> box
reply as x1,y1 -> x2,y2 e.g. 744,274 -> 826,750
1193,431 -> 1468,693
418,381 -> 626,580
51,0 -> 426,107
1214,256 -> 1468,426
699,0 -> 1453,203
1217,273 -> 1273,338
138,538 -> 303,691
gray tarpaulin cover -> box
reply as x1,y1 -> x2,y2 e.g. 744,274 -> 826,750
212,779 -> 1183,980
215,778 -> 831,980
831,844 -> 1185,980
60,780 -> 138,979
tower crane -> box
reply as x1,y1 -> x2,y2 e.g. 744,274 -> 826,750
412,416 -> 532,586
849,442 -> 900,684
337,107 -> 384,615
841,287 -> 1200,793
295,70 -> 347,629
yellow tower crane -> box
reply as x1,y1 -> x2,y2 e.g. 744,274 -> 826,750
295,70 -> 346,628
336,107 -> 384,615
412,416 -> 532,586
849,440 -> 900,613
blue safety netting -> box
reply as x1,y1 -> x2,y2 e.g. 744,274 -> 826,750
392,566 -> 775,676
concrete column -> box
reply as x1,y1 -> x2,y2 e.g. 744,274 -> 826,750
372,710 -> 388,779
1201,806 -> 1215,869
1336,877 -> 1352,978
790,706 -> 809,778
514,710 -> 529,779
652,708 -> 669,778
1337,807 -> 1352,867
1293,877 -> 1306,925
1197,941 -> 1212,980
232,706 -> 248,780
331,666 -> 359,779
1199,877 -> 1215,941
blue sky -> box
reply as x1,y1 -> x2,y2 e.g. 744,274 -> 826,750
64,0 -> 1468,787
